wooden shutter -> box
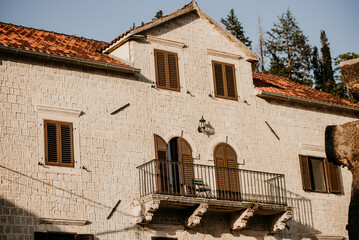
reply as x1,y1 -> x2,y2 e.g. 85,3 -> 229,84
225,64 -> 236,99
178,138 -> 194,195
60,122 -> 74,166
167,53 -> 179,90
326,159 -> 342,193
299,155 -> 312,191
155,50 -> 167,88
214,144 -> 226,195
154,134 -> 169,193
213,62 -> 225,97
44,120 -> 74,167
212,61 -> 237,100
45,121 -> 59,165
154,49 -> 180,91
226,145 -> 240,199
76,234 -> 94,240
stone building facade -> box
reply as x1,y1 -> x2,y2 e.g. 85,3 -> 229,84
1,2 -> 359,240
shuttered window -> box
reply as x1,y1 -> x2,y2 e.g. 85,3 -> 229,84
44,120 -> 74,167
299,155 -> 341,194
214,143 -> 240,200
212,61 -> 237,100
154,49 -> 180,91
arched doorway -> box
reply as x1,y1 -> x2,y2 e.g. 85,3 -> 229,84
214,143 -> 240,200
154,135 -> 194,195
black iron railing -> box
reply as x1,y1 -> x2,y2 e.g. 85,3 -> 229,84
137,159 -> 287,205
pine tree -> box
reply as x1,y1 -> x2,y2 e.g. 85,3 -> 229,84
265,10 -> 312,86
319,30 -> 335,93
153,10 -> 163,20
221,9 -> 251,48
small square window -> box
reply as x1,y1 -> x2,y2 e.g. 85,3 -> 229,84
212,61 -> 237,100
299,155 -> 341,193
154,49 -> 180,91
44,120 -> 74,167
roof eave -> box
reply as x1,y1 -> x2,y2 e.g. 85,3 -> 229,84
193,3 -> 259,62
0,45 -> 141,74
257,90 -> 359,113
103,3 -> 196,54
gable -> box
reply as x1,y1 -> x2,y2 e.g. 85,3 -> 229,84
103,1 -> 258,62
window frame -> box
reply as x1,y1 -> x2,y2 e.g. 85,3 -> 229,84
212,60 -> 238,100
299,155 -> 341,194
44,119 -> 74,167
154,49 -> 180,92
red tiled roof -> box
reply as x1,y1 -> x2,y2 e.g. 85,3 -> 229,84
103,2 -> 193,51
0,22 -> 129,67
253,72 -> 359,108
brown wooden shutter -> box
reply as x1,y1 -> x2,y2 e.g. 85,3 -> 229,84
167,53 -> 179,90
44,120 -> 74,167
213,62 -> 225,96
225,64 -> 236,99
60,122 -> 74,166
154,134 -> 169,193
45,120 -> 59,165
214,144 -> 226,196
326,159 -> 342,193
155,50 -> 167,88
76,234 -> 94,240
178,138 -> 194,195
299,155 -> 312,191
226,145 -> 240,199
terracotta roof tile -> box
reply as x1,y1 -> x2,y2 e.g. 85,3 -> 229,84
0,22 -> 129,67
253,72 -> 359,108
103,2 -> 193,51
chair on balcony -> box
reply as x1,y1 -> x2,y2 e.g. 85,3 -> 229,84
191,178 -> 211,197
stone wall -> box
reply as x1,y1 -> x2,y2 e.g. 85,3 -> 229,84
1,11 -> 358,240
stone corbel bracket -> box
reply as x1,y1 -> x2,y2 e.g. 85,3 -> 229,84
271,208 -> 293,233
231,208 -> 255,230
186,203 -> 209,228
136,200 -> 161,225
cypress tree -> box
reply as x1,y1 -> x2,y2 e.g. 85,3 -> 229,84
265,10 -> 312,86
221,9 -> 252,48
311,46 -> 323,90
320,30 -> 335,93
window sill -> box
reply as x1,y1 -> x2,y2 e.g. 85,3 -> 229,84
38,164 -> 81,175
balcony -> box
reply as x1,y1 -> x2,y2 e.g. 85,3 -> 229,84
136,159 -> 293,232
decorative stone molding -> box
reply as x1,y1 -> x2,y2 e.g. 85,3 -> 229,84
316,235 -> 344,240
271,209 -> 293,233
207,49 -> 243,60
231,208 -> 255,230
39,218 -> 88,226
136,200 -> 160,225
186,203 -> 208,228
36,105 -> 82,117
147,35 -> 186,49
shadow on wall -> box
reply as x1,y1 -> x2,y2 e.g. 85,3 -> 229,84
274,189 -> 321,239
0,164 -> 135,240
0,197 -> 64,240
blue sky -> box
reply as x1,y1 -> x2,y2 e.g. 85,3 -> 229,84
1,0 -> 358,64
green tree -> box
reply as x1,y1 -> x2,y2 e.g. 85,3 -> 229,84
311,46 -> 322,89
221,9 -> 251,48
153,10 -> 163,20
319,30 -> 335,93
265,10 -> 312,86
332,52 -> 359,102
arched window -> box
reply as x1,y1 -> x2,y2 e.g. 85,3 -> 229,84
214,143 -> 240,200
154,135 -> 194,195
